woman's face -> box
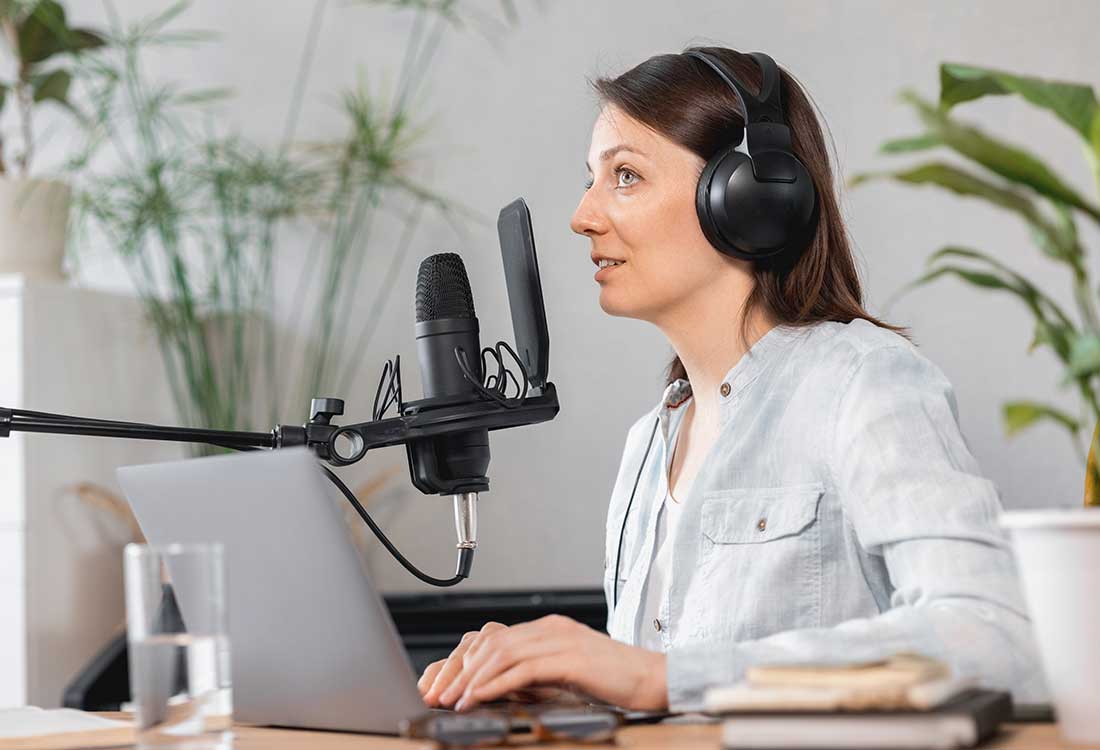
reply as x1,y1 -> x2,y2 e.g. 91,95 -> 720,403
571,105 -> 743,323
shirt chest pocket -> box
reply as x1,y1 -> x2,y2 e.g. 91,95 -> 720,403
692,482 -> 826,641
700,482 -> 824,544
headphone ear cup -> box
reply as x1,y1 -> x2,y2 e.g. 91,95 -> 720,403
695,147 -> 753,259
696,146 -> 818,263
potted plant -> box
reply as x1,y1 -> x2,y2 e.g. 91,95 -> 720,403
852,63 -> 1100,504
0,0 -> 102,280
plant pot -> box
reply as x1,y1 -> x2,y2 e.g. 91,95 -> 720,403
1001,509 -> 1100,744
0,176 -> 71,280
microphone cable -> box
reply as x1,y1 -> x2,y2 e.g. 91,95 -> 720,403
210,444 -> 475,586
372,354 -> 404,421
320,465 -> 472,587
224,443 -> 472,586
455,340 -> 531,408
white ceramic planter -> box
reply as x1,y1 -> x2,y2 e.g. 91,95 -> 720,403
0,177 -> 71,280
1001,508 -> 1100,744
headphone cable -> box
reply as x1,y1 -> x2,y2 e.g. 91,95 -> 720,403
612,415 -> 660,609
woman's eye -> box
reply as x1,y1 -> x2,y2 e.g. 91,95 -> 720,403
615,167 -> 639,188
583,176 -> 594,190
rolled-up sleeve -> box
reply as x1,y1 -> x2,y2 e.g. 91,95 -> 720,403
666,344 -> 1047,711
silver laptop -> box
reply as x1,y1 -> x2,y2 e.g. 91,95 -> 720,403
117,447 -> 428,735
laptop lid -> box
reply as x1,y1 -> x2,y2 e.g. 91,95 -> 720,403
117,447 -> 427,734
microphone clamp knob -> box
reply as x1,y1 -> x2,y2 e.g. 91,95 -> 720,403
310,398 -> 345,425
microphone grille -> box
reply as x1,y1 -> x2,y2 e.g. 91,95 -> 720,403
416,253 -> 476,322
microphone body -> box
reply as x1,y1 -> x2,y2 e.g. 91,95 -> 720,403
414,318 -> 490,487
407,253 -> 491,496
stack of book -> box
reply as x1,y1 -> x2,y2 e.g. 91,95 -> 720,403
703,654 -> 1011,749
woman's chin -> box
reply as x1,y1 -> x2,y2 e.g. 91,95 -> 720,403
598,289 -> 643,319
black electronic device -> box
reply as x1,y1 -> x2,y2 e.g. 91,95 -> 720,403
685,48 -> 819,268
406,253 -> 491,498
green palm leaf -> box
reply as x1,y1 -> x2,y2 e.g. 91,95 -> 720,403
893,246 -> 1076,362
878,133 -> 942,154
901,91 -> 1100,222
850,162 -> 1079,265
1003,400 -> 1080,436
939,63 -> 1099,145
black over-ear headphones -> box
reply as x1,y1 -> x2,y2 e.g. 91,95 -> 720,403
684,48 -> 818,268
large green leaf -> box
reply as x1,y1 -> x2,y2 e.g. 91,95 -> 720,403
1003,400 -> 1080,437
902,91 -> 1100,222
939,63 -> 1100,145
924,246 -> 1076,360
879,133 -> 942,154
1029,317 -> 1074,361
850,162 -> 1079,264
17,0 -> 65,64
896,250 -> 1078,364
925,246 -> 1073,323
31,68 -> 69,104
1089,106 -> 1100,184
894,246 -> 1076,365
910,264 -> 1014,292
18,0 -> 105,64
64,28 -> 105,53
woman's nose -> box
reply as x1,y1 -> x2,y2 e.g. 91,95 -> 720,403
570,191 -> 606,237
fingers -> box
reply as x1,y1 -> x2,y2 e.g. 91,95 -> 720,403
422,622 -> 506,707
422,631 -> 477,706
445,616 -> 581,710
458,655 -> 573,711
439,627 -> 562,708
416,659 -> 445,695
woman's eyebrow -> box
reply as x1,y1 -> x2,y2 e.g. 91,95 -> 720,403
585,144 -> 649,171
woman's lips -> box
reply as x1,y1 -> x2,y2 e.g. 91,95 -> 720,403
594,261 -> 624,282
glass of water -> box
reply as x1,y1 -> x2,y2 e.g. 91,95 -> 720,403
124,543 -> 233,749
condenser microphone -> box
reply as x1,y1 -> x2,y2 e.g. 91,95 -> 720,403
409,253 -> 490,554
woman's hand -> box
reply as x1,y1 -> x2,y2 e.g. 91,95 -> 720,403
417,615 -> 668,712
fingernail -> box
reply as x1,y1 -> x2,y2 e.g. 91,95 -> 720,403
455,695 -> 467,712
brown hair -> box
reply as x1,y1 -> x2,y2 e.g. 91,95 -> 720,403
592,46 -> 908,385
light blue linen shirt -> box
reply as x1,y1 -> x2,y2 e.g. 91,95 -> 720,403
602,318 -> 1047,711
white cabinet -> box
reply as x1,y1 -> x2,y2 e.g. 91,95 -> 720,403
0,275 -> 182,707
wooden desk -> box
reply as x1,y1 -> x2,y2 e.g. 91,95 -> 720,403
94,715 -> 1070,749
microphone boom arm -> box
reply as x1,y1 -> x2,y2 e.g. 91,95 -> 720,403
0,383 -> 558,464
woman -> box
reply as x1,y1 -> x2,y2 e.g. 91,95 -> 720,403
417,46 -> 1045,713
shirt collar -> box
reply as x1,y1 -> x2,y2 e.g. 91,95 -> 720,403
658,323 -> 806,419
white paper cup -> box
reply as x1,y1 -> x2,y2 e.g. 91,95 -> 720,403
1001,509 -> 1100,744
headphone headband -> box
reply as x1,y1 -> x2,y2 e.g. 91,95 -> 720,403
683,49 -> 785,129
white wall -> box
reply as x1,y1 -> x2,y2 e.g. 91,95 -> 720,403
56,0 -> 1100,592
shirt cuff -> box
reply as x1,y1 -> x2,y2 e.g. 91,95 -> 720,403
666,642 -> 749,712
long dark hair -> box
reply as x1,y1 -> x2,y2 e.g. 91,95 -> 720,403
592,47 -> 908,385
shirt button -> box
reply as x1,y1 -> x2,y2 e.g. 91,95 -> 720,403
653,618 -> 662,632
720,382 -> 731,397
757,518 -> 767,531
